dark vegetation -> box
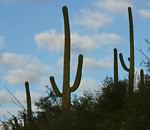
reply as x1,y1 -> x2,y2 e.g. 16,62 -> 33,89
1,6 -> 150,130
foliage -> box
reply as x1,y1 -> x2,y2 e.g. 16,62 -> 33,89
3,77 -> 150,130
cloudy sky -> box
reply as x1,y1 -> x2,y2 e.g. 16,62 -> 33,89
0,0 -> 150,119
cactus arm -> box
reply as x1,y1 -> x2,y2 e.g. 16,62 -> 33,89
119,53 -> 130,72
71,54 -> 83,92
49,76 -> 62,97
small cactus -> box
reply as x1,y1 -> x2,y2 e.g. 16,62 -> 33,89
139,69 -> 144,93
114,48 -> 118,84
49,6 -> 83,110
119,7 -> 134,95
25,81 -> 33,129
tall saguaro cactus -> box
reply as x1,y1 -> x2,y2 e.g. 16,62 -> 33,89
114,48 -> 118,84
49,6 -> 83,110
119,7 -> 134,95
25,81 -> 33,129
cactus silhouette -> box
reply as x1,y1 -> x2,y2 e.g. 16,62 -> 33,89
49,6 -> 83,110
25,81 -> 33,129
119,7 -> 134,95
139,69 -> 144,93
114,48 -> 118,84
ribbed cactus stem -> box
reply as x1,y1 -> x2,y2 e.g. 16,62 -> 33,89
119,7 -> 134,95
128,7 -> 134,95
50,6 -> 83,110
62,6 -> 71,109
114,48 -> 118,84
25,81 -> 32,127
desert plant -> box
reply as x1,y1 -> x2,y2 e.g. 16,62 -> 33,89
114,48 -> 119,84
138,69 -> 144,93
25,81 -> 33,130
49,6 -> 83,110
119,7 -> 134,95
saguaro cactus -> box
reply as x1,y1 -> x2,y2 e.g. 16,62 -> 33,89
25,81 -> 32,129
114,48 -> 118,84
49,6 -> 83,110
119,7 -> 134,95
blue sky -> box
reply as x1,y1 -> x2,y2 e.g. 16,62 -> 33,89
0,0 -> 150,119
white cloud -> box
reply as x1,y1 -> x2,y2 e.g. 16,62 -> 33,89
75,78 -> 99,95
34,30 -> 97,52
0,107 -> 18,117
98,33 -> 123,44
0,91 -> 11,104
35,30 -> 63,52
14,91 -> 41,104
0,90 -> 42,119
0,52 -> 50,85
35,30 -> 97,52
0,0 -> 49,4
75,9 -> 112,29
139,9 -> 150,18
35,30 -> 122,53
0,89 -> 41,106
84,57 -> 112,70
0,36 -> 5,49
96,0 -> 133,14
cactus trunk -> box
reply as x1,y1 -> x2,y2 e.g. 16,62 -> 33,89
119,7 -> 134,95
128,7 -> 134,94
62,6 -> 71,109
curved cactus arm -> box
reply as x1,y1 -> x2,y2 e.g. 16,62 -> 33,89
119,53 -> 130,72
49,76 -> 62,97
70,54 -> 83,92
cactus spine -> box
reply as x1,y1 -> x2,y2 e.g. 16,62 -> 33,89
114,48 -> 118,84
49,6 -> 83,110
119,7 -> 134,95
25,81 -> 32,129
